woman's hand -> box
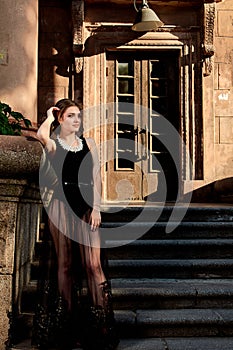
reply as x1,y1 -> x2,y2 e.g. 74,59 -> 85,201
90,208 -> 101,231
37,106 -> 60,150
46,106 -> 60,122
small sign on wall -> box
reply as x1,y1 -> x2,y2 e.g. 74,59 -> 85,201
0,48 -> 8,65
218,92 -> 229,101
0,33 -> 9,65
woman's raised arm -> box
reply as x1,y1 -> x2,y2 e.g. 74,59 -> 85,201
37,106 -> 59,152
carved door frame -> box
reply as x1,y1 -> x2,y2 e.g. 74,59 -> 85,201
80,30 -> 203,202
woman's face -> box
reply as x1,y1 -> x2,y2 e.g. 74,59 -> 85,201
59,106 -> 81,133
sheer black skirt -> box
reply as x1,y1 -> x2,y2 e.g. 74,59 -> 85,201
32,199 -> 119,350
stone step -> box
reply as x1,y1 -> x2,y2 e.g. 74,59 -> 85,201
115,308 -> 233,337
111,278 -> 233,310
108,259 -> 233,278
30,257 -> 233,282
34,236 -> 233,262
101,205 -> 233,223
100,222 -> 233,242
11,308 -> 233,346
33,222 -> 233,260
10,337 -> 233,350
21,278 -> 233,313
106,238 -> 233,259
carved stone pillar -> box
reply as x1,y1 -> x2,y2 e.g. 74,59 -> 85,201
71,0 -> 84,74
202,1 -> 216,76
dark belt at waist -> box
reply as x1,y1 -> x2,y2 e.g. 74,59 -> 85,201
63,182 -> 93,187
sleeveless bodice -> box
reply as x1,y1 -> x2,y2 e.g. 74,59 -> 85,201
49,136 -> 93,216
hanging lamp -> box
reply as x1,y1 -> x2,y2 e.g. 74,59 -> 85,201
132,0 -> 163,32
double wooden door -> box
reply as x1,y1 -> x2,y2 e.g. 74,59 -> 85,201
105,51 -> 180,202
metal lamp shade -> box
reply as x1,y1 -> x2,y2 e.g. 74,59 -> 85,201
132,7 -> 163,31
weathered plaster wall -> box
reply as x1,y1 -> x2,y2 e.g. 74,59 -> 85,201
0,0 -> 38,127
214,0 -> 233,178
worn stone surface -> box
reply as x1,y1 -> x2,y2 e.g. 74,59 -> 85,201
165,337 -> 233,350
218,63 -> 232,90
117,338 -> 166,350
0,136 -> 42,179
114,310 -> 136,325
9,337 -> 233,350
0,275 -> 12,350
136,309 -> 222,325
0,201 -> 17,274
215,144 -> 233,177
219,116 -> 233,144
218,10 -> 233,37
0,179 -> 27,198
215,37 -> 233,63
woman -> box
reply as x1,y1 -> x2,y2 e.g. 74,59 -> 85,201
33,99 -> 119,350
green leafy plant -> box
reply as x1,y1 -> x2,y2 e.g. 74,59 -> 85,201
0,101 -> 32,135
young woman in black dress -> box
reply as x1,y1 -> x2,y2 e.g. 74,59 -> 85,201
33,99 -> 119,350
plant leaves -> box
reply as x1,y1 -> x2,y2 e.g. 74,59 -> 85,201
0,102 -> 11,115
23,118 -> 32,128
0,101 -> 32,135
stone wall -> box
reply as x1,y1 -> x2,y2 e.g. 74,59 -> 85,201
214,0 -> 233,179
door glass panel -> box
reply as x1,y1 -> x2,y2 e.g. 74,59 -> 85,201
118,133 -> 135,147
151,135 -> 167,153
118,61 -> 134,76
149,59 -> 169,172
151,79 -> 167,96
150,60 -> 166,78
118,78 -> 134,94
117,114 -> 134,130
151,97 -> 167,115
151,154 -> 161,172
115,59 -> 135,170
118,96 -> 134,108
117,157 -> 134,170
117,135 -> 135,170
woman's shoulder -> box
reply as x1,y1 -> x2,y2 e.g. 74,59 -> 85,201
44,138 -> 57,154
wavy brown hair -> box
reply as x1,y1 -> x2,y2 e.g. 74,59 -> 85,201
52,98 -> 84,136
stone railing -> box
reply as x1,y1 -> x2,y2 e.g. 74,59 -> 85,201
0,136 -> 42,350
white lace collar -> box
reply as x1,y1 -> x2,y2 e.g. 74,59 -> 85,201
57,135 -> 83,153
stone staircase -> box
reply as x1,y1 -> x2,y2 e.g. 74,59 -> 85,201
11,204 -> 233,349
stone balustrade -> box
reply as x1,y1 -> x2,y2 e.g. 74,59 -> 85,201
0,136 -> 42,350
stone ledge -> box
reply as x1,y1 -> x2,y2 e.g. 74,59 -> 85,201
0,136 -> 42,178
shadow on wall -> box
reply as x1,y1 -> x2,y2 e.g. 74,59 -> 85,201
38,0 -> 75,123
190,177 -> 233,203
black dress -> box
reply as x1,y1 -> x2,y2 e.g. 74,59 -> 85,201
32,136 -> 119,350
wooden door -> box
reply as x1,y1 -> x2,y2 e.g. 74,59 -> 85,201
105,51 -> 180,202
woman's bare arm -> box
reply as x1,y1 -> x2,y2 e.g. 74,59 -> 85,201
37,106 -> 58,153
86,137 -> 102,231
